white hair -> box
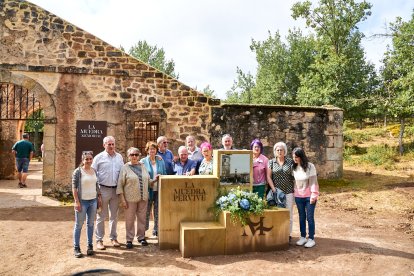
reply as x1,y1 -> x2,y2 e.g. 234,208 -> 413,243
273,142 -> 288,154
103,136 -> 115,144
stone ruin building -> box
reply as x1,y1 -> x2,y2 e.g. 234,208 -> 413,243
0,0 -> 343,197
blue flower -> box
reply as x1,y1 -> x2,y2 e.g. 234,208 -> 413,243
239,198 -> 250,210
228,193 -> 237,202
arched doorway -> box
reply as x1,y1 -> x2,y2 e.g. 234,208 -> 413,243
0,70 -> 56,195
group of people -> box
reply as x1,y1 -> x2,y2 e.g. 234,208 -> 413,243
71,133 -> 319,258
250,139 -> 319,249
71,135 -> 214,258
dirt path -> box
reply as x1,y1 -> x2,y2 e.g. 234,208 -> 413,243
0,163 -> 413,275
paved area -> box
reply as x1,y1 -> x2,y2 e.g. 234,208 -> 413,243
0,160 -> 60,208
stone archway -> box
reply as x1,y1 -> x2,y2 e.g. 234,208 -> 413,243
0,70 -> 56,194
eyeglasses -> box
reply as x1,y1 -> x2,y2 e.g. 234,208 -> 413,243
129,153 -> 140,157
163,141 -> 169,144
107,143 -> 115,146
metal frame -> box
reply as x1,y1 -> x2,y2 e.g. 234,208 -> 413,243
0,83 -> 42,120
134,121 -> 159,154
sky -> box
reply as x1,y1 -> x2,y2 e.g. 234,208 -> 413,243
29,0 -> 413,99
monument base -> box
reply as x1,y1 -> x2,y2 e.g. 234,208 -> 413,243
220,209 -> 290,255
179,209 -> 290,257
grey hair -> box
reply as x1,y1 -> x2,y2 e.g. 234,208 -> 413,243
157,136 -> 166,144
127,147 -> 140,156
178,145 -> 187,154
103,136 -> 115,144
273,142 -> 288,154
186,135 -> 195,142
221,134 -> 232,142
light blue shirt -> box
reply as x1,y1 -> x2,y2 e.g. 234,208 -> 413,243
92,151 -> 124,187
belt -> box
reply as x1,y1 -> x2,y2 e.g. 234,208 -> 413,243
100,184 -> 117,188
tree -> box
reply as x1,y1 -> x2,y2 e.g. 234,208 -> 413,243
202,85 -> 217,98
381,12 -> 414,154
292,0 -> 377,120
250,29 -> 316,105
127,40 -> 179,79
224,67 -> 255,103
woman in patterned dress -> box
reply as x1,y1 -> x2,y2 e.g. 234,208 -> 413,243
198,142 -> 213,175
266,141 -> 295,241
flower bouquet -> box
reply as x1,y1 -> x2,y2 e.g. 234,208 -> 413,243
215,187 -> 266,226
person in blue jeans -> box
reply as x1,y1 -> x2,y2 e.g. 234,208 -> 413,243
141,141 -> 166,238
72,152 -> 102,258
292,147 -> 319,248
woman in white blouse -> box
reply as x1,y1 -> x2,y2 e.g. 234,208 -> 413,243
292,147 -> 319,248
198,142 -> 213,175
72,152 -> 101,258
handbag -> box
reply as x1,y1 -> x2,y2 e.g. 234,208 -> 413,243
266,188 -> 286,208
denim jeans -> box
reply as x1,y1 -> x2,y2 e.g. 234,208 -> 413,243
295,197 -> 316,240
73,198 -> 97,248
146,190 -> 159,235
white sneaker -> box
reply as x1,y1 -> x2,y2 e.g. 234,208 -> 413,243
296,237 -> 307,246
304,238 -> 316,248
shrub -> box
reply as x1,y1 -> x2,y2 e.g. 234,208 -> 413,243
360,144 -> 397,166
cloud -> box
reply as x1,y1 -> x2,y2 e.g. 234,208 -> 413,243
30,0 -> 413,98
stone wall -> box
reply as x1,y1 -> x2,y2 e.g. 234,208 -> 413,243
211,104 -> 343,178
0,0 -> 343,198
0,0 -> 219,194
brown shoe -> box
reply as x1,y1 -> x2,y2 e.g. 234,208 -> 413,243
111,239 -> 120,247
96,240 -> 106,250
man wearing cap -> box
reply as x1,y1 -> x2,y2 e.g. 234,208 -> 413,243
12,133 -> 34,188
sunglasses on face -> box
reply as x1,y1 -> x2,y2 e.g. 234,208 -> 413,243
163,141 -> 169,144
129,153 -> 140,157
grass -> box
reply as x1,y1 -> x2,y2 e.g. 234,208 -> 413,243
343,122 -> 414,168
324,123 -> 414,192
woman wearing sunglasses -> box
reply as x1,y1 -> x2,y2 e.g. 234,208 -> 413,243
117,147 -> 151,249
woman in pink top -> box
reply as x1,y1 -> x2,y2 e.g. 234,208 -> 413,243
292,147 -> 319,248
250,139 -> 269,199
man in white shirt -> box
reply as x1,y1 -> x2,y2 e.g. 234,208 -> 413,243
92,136 -> 124,250
186,135 -> 203,161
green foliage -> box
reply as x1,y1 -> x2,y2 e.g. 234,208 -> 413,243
380,12 -> 414,154
127,40 -> 179,78
292,0 -> 372,56
225,67 -> 255,103
381,12 -> 414,119
360,144 -> 397,166
24,109 -> 44,132
292,0 -> 378,120
251,29 -> 316,105
202,85 -> 217,98
215,187 -> 266,225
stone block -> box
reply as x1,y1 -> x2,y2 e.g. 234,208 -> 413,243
180,222 -> 225,258
327,135 -> 343,148
158,175 -> 219,250
219,209 -> 289,255
326,147 -> 342,161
